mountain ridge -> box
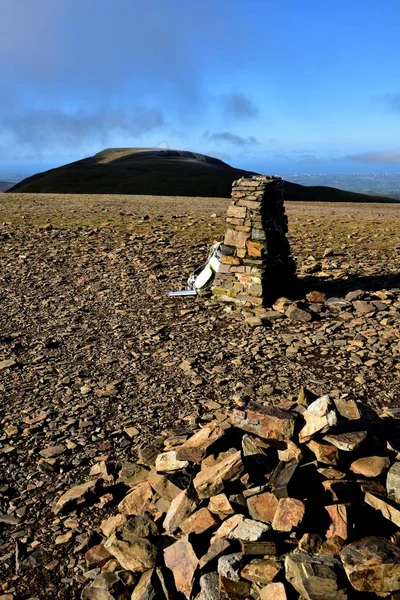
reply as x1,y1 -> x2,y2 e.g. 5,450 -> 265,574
8,148 -> 396,203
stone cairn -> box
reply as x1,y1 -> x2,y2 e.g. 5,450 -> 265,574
212,176 -> 296,307
75,392 -> 400,600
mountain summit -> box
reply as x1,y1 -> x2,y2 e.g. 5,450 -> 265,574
8,148 -> 392,202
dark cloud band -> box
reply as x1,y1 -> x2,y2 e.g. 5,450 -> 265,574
346,149 -> 400,164
203,131 -> 259,147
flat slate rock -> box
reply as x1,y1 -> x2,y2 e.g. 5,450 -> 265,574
340,536 -> 400,594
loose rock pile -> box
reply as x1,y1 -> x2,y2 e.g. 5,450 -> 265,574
65,393 -> 400,599
212,176 -> 296,306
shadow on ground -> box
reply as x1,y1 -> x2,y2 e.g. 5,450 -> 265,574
298,272 -> 400,298
263,271 -> 400,306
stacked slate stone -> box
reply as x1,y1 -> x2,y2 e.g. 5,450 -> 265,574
75,393 -> 400,600
212,176 -> 296,306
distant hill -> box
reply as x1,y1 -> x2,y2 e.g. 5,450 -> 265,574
0,181 -> 14,192
8,148 -> 395,202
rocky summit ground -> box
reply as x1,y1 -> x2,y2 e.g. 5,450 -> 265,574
0,193 -> 400,599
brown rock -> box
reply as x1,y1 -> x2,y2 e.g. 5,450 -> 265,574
194,450 -> 244,499
0,358 -> 17,371
242,433 -> 271,463
138,437 -> 165,467
286,304 -> 312,322
243,312 -> 262,326
118,463 -> 149,488
199,538 -> 231,569
155,567 -> 174,599
272,497 -> 305,532
212,514 -> 244,541
332,398 -> 361,420
308,440 -> 338,465
259,582 -> 287,600
353,300 -> 376,314
81,573 -> 122,600
164,536 -> 198,598
231,404 -> 295,441
272,297 -> 292,313
277,440 -> 302,462
180,507 -> 218,535
297,386 -> 313,406
298,533 -> 322,554
247,492 -> 279,524
55,531 -> 73,544
147,469 -> 181,502
89,460 -> 111,480
219,575 -> 251,598
154,497 -> 170,517
220,254 -> 240,265
317,467 -> 346,479
324,430 -> 367,451
85,544 -> 112,568
325,504 -> 348,540
350,456 -> 390,478
209,493 -> 234,517
100,514 -> 127,537
104,532 -> 156,572
53,480 -> 97,514
239,540 -> 278,555
201,448 -> 237,471
120,513 -> 158,540
227,204 -> 247,219
39,444 -> 65,458
124,426 -> 140,438
241,558 -> 282,584
131,570 -> 156,600
118,482 -> 153,515
224,229 -> 249,248
340,536 -> 400,594
306,291 -> 326,303
163,489 -> 197,533
247,239 -> 264,257
176,423 -> 225,463
365,492 -> 400,527
320,536 -> 346,556
360,480 -> 387,495
285,552 -> 348,600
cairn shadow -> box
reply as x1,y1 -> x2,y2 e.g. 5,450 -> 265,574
279,271 -> 400,303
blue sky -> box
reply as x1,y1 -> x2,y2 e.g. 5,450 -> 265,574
1,0 -> 400,180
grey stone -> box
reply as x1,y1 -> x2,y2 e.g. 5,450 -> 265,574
387,462 -> 400,504
230,518 -> 270,541
218,553 -> 243,581
199,572 -> 224,600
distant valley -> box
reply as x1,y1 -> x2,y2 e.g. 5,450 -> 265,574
0,181 -> 14,192
286,173 -> 400,200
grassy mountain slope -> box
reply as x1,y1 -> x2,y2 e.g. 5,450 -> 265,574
8,148 -> 395,202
